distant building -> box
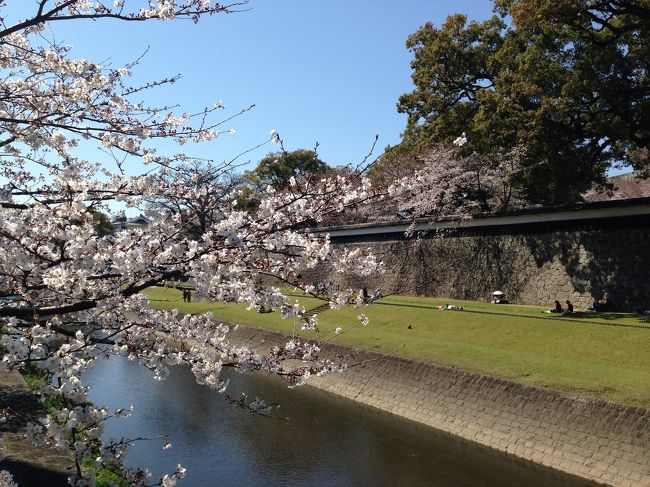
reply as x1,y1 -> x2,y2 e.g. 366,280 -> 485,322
112,214 -> 150,231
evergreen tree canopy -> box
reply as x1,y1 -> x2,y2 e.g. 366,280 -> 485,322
397,0 -> 650,205
246,149 -> 330,191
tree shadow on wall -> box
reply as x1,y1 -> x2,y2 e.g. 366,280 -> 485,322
525,228 -> 650,311
385,234 -> 530,301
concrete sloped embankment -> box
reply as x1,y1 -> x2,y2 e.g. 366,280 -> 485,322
224,325 -> 650,487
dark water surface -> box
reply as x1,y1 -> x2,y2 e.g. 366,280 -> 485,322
82,357 -> 599,487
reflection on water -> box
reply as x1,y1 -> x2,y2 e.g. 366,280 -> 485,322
82,357 -> 598,487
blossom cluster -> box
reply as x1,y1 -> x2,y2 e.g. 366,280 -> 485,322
0,2 -> 385,485
388,143 -> 526,220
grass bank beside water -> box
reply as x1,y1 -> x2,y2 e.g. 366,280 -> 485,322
145,287 -> 650,409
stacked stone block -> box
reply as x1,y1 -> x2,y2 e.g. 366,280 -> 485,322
305,224 -> 650,311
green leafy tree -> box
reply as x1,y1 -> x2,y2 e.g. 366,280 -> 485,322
239,149 -> 331,213
246,149 -> 330,191
91,210 -> 114,237
397,0 -> 650,205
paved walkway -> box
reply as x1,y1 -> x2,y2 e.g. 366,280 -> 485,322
0,368 -> 74,486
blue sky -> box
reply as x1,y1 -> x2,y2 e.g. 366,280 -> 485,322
5,1 -> 496,172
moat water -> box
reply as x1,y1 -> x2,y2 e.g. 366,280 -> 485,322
83,356 -> 599,486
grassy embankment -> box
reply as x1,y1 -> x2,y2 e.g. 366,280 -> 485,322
145,286 -> 650,409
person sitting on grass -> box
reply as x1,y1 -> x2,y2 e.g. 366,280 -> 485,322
588,298 -> 600,311
601,297 -> 613,312
547,300 -> 563,313
565,300 -> 574,314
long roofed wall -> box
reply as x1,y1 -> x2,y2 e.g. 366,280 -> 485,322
312,199 -> 650,310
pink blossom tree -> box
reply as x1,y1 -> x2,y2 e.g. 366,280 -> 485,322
0,2 -> 383,485
389,143 -> 526,221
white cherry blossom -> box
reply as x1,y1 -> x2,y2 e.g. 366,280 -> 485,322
0,2 -> 386,485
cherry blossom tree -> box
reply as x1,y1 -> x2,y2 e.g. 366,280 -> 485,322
0,2 -> 383,485
389,142 -> 526,222
147,159 -> 245,237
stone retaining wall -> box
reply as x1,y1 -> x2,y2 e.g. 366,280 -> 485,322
305,220 -> 650,310
228,326 -> 650,487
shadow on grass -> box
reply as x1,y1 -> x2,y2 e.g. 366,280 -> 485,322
157,287 -> 650,330
565,311 -> 650,324
0,458 -> 71,487
371,300 -> 650,330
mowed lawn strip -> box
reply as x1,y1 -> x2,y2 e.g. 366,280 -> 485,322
145,286 -> 324,335
145,287 -> 650,408
289,292 -> 650,327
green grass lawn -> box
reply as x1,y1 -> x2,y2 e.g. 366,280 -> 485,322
145,286 -> 325,335
145,287 -> 650,408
